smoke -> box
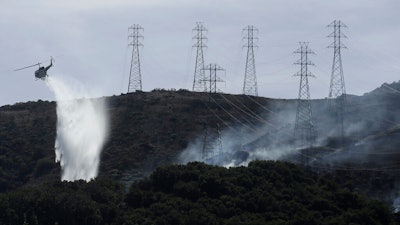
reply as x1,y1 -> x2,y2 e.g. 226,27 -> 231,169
394,197 -> 400,213
178,125 -> 298,168
177,99 -> 299,167
177,91 -> 400,211
46,76 -> 108,181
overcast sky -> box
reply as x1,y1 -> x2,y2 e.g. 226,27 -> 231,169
0,0 -> 399,106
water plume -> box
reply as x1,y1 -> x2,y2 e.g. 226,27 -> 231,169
46,76 -> 108,181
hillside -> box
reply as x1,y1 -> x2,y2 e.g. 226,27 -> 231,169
1,84 -> 400,222
1,87 -> 400,185
0,90 -> 272,191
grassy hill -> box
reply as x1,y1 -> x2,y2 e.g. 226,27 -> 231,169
1,86 -> 400,223
0,90 -> 272,190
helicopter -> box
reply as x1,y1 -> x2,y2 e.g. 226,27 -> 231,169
14,57 -> 54,80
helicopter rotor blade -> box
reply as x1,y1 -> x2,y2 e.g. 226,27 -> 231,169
14,63 -> 41,72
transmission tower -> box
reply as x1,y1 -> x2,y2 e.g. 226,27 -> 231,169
127,24 -> 144,93
328,20 -> 347,139
294,42 -> 316,163
201,124 -> 212,160
216,123 -> 223,157
201,64 -> 225,93
192,22 -> 208,92
243,25 -> 258,96
201,123 -> 223,161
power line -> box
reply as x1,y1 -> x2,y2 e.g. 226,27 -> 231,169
203,92 -> 257,132
217,93 -> 270,126
127,24 -> 144,92
202,92 -> 400,171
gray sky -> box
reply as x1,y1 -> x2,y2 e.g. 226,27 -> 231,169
1,0 -> 399,106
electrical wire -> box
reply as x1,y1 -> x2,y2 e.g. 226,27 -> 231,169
217,93 -> 270,125
201,92 -> 257,132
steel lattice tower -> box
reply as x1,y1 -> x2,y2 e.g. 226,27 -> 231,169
192,22 -> 208,92
243,25 -> 258,96
201,64 -> 225,93
328,20 -> 347,139
294,42 -> 316,162
201,124 -> 212,160
128,24 -> 144,93
201,123 -> 223,161
216,123 -> 223,157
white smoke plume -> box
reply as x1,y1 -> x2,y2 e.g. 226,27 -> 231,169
177,93 -> 400,211
178,126 -> 297,168
46,76 -> 108,181
394,197 -> 400,213
177,100 -> 298,167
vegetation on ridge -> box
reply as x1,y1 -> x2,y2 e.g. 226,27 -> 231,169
0,161 -> 397,225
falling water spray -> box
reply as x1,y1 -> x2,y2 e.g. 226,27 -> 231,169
46,76 -> 108,181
